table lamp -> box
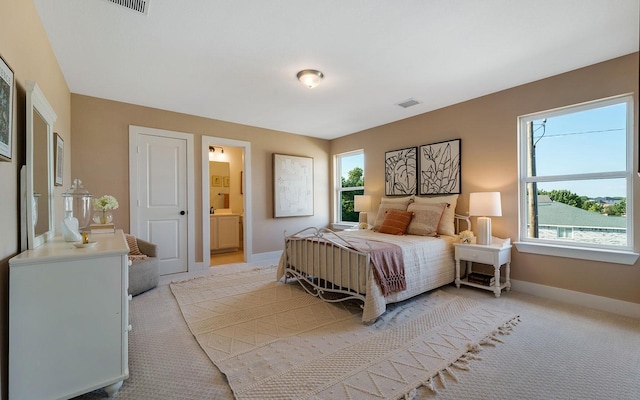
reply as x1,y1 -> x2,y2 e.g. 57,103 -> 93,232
469,192 -> 502,245
354,195 -> 372,229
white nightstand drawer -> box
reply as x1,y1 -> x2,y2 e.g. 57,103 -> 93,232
457,248 -> 493,265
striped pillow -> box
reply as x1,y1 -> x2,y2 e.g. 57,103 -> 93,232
378,209 -> 414,235
406,202 -> 447,236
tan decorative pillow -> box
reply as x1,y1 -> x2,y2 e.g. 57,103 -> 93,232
413,194 -> 459,236
372,198 -> 413,231
406,202 -> 447,236
125,234 -> 146,257
378,209 -> 414,235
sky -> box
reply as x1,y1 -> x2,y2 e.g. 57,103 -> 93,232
531,101 -> 628,198
341,100 -> 629,199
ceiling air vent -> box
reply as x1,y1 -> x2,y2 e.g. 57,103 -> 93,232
396,98 -> 421,109
104,0 -> 150,15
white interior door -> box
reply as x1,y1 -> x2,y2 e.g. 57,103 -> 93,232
130,126 -> 194,275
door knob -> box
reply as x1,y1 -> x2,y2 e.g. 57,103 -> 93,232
180,210 -> 186,215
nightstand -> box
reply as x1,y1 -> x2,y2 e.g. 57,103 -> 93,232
454,237 -> 512,297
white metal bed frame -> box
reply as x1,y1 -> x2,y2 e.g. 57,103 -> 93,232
282,214 -> 470,307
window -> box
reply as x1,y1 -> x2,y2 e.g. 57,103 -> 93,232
517,95 -> 637,263
335,150 -> 364,225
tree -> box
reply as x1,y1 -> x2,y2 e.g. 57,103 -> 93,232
341,167 -> 364,222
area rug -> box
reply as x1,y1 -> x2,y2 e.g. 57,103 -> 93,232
170,266 -> 519,399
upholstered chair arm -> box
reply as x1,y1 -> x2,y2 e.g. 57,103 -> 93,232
136,239 -> 158,258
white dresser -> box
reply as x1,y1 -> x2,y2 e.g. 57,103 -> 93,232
9,230 -> 130,399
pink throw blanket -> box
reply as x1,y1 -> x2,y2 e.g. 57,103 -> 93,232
343,237 -> 406,296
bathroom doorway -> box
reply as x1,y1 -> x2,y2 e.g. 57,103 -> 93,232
201,137 -> 252,267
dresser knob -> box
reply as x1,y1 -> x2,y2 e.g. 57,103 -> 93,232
128,294 -> 133,301
127,324 -> 132,332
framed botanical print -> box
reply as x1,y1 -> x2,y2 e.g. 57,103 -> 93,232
0,55 -> 14,162
384,147 -> 417,196
419,138 -> 461,195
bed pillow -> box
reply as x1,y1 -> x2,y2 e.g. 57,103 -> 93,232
413,194 -> 459,236
377,209 -> 414,235
406,202 -> 447,236
372,197 -> 413,231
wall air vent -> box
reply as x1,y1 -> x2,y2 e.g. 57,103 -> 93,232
104,0 -> 150,15
396,98 -> 421,109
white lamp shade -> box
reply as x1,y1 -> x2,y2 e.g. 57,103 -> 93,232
354,195 -> 372,212
469,192 -> 502,217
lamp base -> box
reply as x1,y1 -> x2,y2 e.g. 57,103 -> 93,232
476,216 -> 492,245
358,211 -> 368,229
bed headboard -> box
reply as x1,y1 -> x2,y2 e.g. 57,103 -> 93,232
454,214 -> 471,234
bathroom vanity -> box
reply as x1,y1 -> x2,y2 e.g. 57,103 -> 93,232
210,212 -> 241,253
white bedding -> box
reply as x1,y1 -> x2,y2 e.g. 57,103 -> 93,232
277,229 -> 456,322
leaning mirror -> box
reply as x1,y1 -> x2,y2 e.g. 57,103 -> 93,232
26,81 -> 57,249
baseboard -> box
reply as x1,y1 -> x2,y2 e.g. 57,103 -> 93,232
249,250 -> 282,265
511,279 -> 640,319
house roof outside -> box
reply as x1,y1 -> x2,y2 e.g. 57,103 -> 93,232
536,195 -> 626,230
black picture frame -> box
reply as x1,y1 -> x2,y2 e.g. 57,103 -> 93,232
419,138 -> 461,195
384,147 -> 417,196
0,55 -> 14,162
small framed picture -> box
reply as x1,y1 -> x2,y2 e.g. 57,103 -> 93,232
54,132 -> 64,186
223,176 -> 230,187
212,175 -> 222,187
0,55 -> 14,162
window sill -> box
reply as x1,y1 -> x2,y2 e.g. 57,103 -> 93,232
514,241 -> 639,265
331,222 -> 358,231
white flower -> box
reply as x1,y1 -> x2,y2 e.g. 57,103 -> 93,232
459,230 -> 474,240
93,195 -> 119,211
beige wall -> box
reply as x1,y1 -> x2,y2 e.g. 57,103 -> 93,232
1,0 -> 72,396
70,94 -> 331,259
332,53 -> 640,305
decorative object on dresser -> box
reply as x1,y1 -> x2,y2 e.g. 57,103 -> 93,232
353,194 -> 372,229
419,138 -> 461,195
62,178 -> 93,230
469,191 -> 502,245
273,153 -> 314,217
384,146 -> 417,195
92,194 -> 119,225
9,230 -> 131,399
454,237 -> 512,297
171,266 -> 519,400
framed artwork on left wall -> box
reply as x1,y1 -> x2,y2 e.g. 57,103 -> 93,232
0,55 -> 14,162
54,132 -> 64,186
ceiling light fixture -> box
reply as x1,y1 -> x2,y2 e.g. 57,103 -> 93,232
209,146 -> 224,154
296,69 -> 324,89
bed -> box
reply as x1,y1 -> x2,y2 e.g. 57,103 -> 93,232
277,195 -> 469,322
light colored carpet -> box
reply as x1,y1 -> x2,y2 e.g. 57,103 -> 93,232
72,262 -> 640,400
169,266 -> 518,399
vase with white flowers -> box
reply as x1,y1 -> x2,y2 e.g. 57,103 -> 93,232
459,230 -> 475,244
92,195 -> 119,225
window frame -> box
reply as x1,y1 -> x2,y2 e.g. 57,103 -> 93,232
334,149 -> 365,227
515,94 -> 638,265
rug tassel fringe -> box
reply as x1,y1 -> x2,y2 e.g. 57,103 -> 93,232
403,388 -> 417,400
416,315 -> 519,397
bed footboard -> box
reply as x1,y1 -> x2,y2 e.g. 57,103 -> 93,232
283,227 -> 371,305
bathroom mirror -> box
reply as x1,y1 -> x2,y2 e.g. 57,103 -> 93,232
209,161 -> 230,211
26,81 -> 57,249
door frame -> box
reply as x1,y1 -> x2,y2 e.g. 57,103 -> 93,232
202,136 -> 252,263
129,125 -> 196,273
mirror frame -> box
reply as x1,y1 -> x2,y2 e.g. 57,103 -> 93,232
26,81 -> 57,249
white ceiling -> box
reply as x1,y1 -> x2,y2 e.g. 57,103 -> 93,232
33,0 -> 639,140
